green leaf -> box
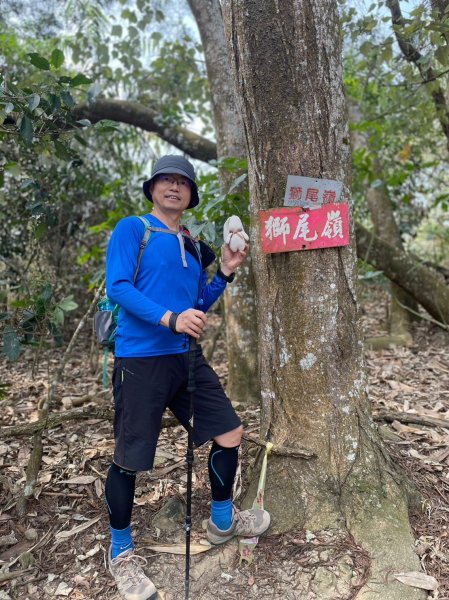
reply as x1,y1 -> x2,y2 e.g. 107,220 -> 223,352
54,140 -> 72,160
435,45 -> 449,67
95,119 -> 119,132
28,52 -> 51,70
5,162 -> 21,176
76,119 -> 91,127
111,24 -> 123,36
34,222 -> 48,240
151,31 -> 162,44
60,89 -> 75,108
51,48 -> 64,68
3,326 -> 21,361
121,8 -> 137,22
52,306 -> 64,326
19,115 -> 33,144
58,296 -> 78,312
69,73 -> 93,87
228,173 -> 248,194
28,93 -> 40,111
50,93 -> 61,113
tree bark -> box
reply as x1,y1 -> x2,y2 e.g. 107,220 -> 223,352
356,222 -> 449,326
188,0 -> 260,405
222,2 -> 425,599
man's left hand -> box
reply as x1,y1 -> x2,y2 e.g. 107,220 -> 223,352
220,241 -> 250,276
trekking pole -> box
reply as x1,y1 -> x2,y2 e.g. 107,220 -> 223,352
184,335 -> 197,600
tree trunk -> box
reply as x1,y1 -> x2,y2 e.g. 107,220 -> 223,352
222,2 -> 425,599
349,105 -> 416,343
188,0 -> 260,405
356,222 -> 449,326
366,166 -> 416,336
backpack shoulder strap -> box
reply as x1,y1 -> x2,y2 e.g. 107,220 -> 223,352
133,216 -> 153,283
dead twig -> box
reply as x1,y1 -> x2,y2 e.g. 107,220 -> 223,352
1,407 -> 178,440
374,410 -> 449,430
0,569 -> 33,584
242,433 -> 315,458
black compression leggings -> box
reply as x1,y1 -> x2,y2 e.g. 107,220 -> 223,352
105,462 -> 136,530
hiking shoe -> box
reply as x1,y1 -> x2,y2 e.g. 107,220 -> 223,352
108,546 -> 157,600
206,507 -> 270,545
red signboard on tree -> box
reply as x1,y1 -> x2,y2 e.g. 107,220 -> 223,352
259,203 -> 350,253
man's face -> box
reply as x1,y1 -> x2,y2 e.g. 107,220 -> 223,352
150,173 -> 192,213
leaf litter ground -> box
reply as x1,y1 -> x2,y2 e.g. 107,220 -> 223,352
0,291 -> 448,599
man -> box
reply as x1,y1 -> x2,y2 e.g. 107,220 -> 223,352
105,155 -> 270,600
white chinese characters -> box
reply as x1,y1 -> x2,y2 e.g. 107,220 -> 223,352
321,210 -> 343,239
265,216 -> 291,245
264,209 -> 345,246
293,214 -> 318,242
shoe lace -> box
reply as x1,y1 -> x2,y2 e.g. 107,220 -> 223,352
113,552 -> 149,585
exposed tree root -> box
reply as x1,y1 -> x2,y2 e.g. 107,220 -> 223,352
364,334 -> 412,350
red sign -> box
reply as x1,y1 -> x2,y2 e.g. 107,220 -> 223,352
260,203 -> 350,253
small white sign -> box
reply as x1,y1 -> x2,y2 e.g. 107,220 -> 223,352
284,175 -> 343,209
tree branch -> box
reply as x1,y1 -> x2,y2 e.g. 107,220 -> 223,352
74,99 -> 217,163
387,0 -> 449,149
356,222 -> 449,326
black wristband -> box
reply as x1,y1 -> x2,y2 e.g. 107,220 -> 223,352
169,312 -> 181,334
217,267 -> 235,283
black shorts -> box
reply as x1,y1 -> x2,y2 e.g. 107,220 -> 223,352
112,347 -> 242,471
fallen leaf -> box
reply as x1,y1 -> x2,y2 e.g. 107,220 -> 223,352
55,581 -> 73,596
394,571 -> 438,591
59,476 -> 96,485
94,478 -> 103,498
146,543 -> 211,555
77,543 -> 101,561
55,516 -> 101,541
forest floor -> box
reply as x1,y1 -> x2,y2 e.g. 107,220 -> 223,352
0,289 -> 449,600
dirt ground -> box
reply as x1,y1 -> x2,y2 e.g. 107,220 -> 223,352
0,290 -> 448,600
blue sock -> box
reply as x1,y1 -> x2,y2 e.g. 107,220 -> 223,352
211,498 -> 233,530
110,525 -> 134,559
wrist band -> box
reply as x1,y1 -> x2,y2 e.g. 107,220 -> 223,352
169,312 -> 181,334
217,267 -> 235,283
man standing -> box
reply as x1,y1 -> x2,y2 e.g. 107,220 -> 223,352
105,155 -> 270,600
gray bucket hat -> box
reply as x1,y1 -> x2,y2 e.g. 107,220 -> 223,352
142,155 -> 199,209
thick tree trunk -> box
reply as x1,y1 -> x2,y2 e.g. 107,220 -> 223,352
188,0 -> 260,405
223,2 -> 425,599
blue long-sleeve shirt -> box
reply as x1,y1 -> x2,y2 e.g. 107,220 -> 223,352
106,214 -> 226,357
